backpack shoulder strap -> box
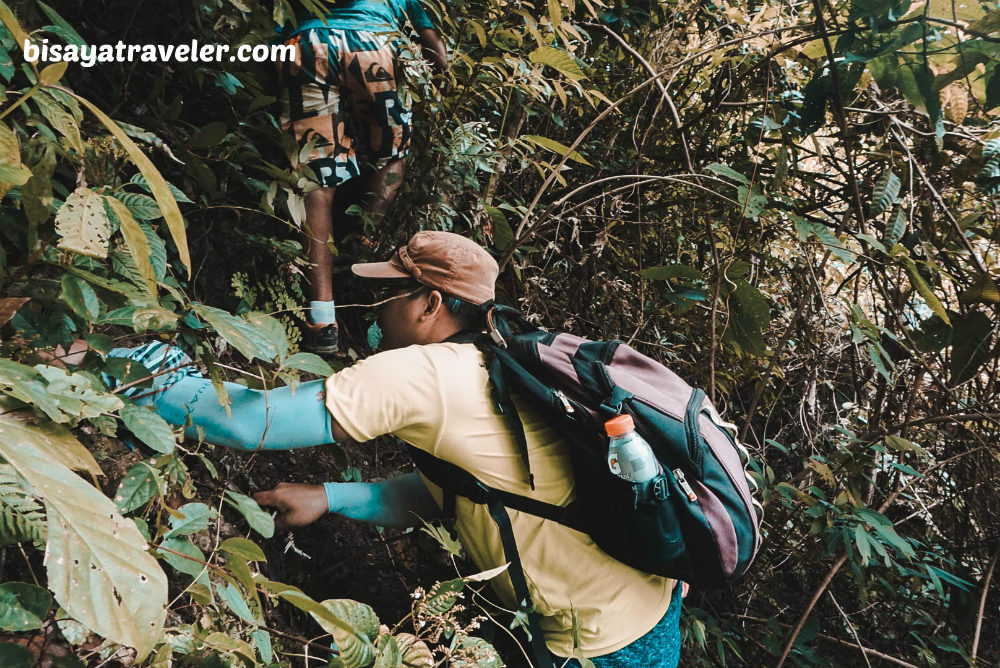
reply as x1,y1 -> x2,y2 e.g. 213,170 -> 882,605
406,445 -> 555,668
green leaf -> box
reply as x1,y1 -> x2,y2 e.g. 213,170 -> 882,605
986,65 -> 1000,110
120,405 -> 176,454
854,525 -> 872,565
0,161 -> 31,185
192,304 -> 281,362
911,313 -> 952,353
487,206 -> 514,251
38,61 -> 67,85
220,537 -> 267,562
870,169 -> 901,215
898,255 -> 950,326
224,490 -> 274,538
885,207 -> 907,246
115,191 -> 162,220
313,599 -> 379,668
0,643 -> 33,668
529,46 -> 586,81
0,412 -> 102,475
736,185 -> 767,219
725,280 -> 770,356
252,629 -> 273,663
158,536 -> 209,579
188,121 -> 229,148
219,582 -> 255,623
0,582 -> 53,631
706,163 -> 750,185
282,352 -> 334,376
36,1 -> 86,46
59,274 -> 99,322
164,503 -> 216,539
0,418 -> 167,659
33,89 -> 83,153
950,310 -> 994,384
106,196 -> 158,296
243,311 -> 289,360
523,134 -> 592,166
114,463 -> 160,512
641,265 -> 703,280
792,216 -> 854,263
130,172 -> 193,203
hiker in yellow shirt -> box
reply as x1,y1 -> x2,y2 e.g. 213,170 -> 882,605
108,232 -> 682,667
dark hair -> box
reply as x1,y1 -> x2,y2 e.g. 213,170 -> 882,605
439,292 -> 483,331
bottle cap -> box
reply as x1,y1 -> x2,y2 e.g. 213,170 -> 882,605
605,414 -> 635,437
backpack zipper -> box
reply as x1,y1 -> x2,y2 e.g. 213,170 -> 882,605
553,389 -> 575,414
673,468 -> 698,502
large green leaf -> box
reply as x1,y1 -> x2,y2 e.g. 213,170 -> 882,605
725,280 -> 771,356
0,643 -> 33,668
950,310 -> 994,384
898,254 -> 950,326
192,304 -> 282,362
523,134 -> 592,166
120,405 -> 176,454
114,463 -> 160,512
870,169 -> 901,216
164,503 -> 216,539
106,196 -> 157,296
282,352 -> 334,377
0,582 -> 52,631
59,274 -> 100,322
529,46 -> 586,81
0,418 -> 167,659
224,490 -> 274,538
313,599 -> 379,668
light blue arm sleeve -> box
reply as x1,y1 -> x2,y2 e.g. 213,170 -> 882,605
324,472 -> 441,528
152,377 -> 335,450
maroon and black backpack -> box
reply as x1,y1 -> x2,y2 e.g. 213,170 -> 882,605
412,306 -> 763,665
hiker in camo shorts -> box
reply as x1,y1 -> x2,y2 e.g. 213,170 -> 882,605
276,0 -> 447,355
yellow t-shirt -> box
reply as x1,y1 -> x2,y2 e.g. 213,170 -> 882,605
325,342 -> 675,657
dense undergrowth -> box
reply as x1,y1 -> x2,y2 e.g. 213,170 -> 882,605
0,0 -> 999,666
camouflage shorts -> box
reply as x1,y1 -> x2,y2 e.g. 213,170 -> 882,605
278,28 -> 411,188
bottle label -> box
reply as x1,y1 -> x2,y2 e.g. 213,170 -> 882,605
608,451 -> 623,477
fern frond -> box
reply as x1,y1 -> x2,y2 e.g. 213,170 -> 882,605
0,464 -> 46,546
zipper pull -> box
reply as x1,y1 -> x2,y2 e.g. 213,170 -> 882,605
673,468 -> 697,502
554,389 -> 575,414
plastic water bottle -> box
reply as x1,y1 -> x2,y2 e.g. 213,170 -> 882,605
605,414 -> 660,483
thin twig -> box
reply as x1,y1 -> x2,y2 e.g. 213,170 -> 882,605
827,591 -> 871,668
971,545 -> 1000,665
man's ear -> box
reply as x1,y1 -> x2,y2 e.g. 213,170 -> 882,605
423,289 -> 444,317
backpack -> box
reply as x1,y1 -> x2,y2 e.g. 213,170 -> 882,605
410,306 -> 763,665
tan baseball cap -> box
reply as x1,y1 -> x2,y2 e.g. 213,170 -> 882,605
351,231 -> 499,305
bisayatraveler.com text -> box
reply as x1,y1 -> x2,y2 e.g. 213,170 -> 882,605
23,39 -> 295,67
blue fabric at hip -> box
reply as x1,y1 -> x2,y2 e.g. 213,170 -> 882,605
554,583 -> 682,668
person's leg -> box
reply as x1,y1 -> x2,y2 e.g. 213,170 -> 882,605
364,156 -> 406,226
279,28 -> 359,354
303,186 -> 339,351
341,31 -> 412,229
